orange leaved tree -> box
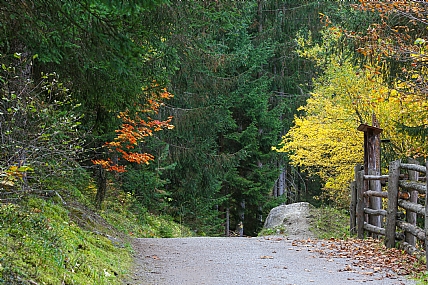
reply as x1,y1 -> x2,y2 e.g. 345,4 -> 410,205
92,83 -> 174,173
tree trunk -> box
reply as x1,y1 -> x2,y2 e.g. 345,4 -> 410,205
225,208 -> 230,237
238,199 -> 245,237
95,165 -> 107,210
273,163 -> 286,198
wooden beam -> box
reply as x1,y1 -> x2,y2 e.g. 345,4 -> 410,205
425,161 -> 428,270
399,180 -> 426,194
397,241 -> 424,259
364,190 -> 387,198
385,160 -> 400,248
350,180 -> 357,235
364,222 -> 385,235
400,163 -> 426,174
398,199 -> 425,215
364,208 -> 386,216
396,220 -> 425,241
364,175 -> 389,181
406,158 -> 419,247
356,170 -> 365,239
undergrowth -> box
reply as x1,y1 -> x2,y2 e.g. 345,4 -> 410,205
309,206 -> 350,239
101,190 -> 194,238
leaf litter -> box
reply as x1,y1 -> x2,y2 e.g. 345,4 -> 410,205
291,237 -> 425,278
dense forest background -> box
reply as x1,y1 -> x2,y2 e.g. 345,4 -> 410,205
1,0 -> 427,241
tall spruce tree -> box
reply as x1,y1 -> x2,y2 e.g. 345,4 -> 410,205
153,1 -> 291,235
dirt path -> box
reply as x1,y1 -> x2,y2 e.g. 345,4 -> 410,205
124,236 -> 415,285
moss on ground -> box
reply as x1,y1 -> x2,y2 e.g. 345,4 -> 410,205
0,182 -> 191,284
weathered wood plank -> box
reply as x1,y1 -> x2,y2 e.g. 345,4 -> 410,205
399,180 -> 426,194
363,175 -> 389,181
368,169 -> 382,237
400,163 -> 426,174
364,208 -> 387,216
397,241 -> 424,259
364,222 -> 385,236
364,191 -> 410,200
356,170 -> 365,239
364,190 -> 387,198
350,180 -> 357,235
385,160 -> 400,248
397,199 -> 425,215
396,220 -> 425,241
406,158 -> 419,247
425,161 -> 428,270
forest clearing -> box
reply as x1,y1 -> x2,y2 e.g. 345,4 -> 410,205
1,1 -> 428,284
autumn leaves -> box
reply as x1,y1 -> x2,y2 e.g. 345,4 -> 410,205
92,83 -> 174,172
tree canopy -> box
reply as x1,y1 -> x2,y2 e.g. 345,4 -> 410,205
2,0 -> 428,237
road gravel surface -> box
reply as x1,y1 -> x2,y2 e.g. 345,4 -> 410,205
125,236 -> 415,285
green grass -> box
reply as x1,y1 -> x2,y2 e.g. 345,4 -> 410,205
0,198 -> 130,285
258,225 -> 287,236
309,206 -> 350,239
0,180 -> 192,284
101,191 -> 194,238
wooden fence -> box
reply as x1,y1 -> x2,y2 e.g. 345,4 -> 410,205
350,159 -> 428,268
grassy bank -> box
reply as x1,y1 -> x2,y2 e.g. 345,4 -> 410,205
0,182 -> 191,284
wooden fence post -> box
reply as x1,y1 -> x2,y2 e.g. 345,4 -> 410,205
425,161 -> 428,270
368,168 -> 382,239
356,168 -> 365,239
406,158 -> 419,247
350,180 -> 357,235
357,119 -> 383,233
385,160 -> 400,248
351,164 -> 362,236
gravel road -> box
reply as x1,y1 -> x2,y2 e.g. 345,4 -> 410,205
125,236 -> 415,285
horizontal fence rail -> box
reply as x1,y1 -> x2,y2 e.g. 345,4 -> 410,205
350,159 -> 428,269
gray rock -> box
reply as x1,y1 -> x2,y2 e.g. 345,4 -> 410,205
263,202 -> 314,239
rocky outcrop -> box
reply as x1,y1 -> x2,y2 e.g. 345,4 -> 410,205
263,202 -> 315,239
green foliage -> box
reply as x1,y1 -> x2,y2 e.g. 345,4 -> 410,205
0,199 -> 130,285
101,190 -> 194,238
0,55 -> 84,194
0,169 -> 192,284
258,225 -> 287,237
121,144 -> 176,212
0,0 -> 176,138
309,206 -> 350,239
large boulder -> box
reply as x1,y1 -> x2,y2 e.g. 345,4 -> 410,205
263,202 -> 314,239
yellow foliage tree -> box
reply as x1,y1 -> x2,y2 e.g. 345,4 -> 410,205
274,32 -> 427,206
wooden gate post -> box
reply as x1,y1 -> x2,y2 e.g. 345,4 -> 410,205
356,168 -> 365,239
406,158 -> 419,246
350,180 -> 357,235
351,164 -> 362,236
357,117 -> 383,235
385,160 -> 400,248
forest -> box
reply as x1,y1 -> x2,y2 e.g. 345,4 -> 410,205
1,0 -> 428,283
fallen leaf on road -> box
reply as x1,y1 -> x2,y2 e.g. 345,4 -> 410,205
292,238 -> 425,277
